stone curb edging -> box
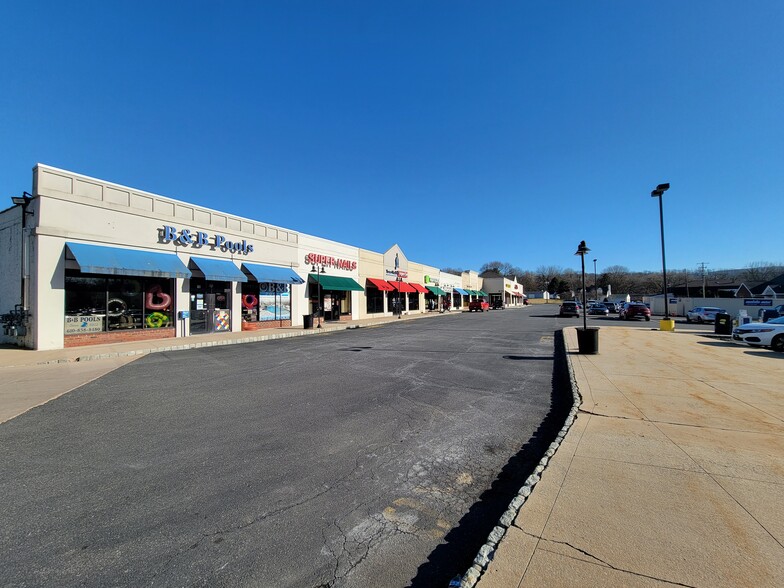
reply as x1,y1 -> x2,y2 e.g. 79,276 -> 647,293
455,330 -> 582,588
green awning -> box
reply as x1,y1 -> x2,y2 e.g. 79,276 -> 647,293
468,289 -> 479,296
425,285 -> 446,296
477,290 -> 488,296
309,274 -> 364,291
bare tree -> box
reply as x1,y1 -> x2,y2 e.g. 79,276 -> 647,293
743,262 -> 783,282
535,265 -> 563,293
440,267 -> 464,276
601,265 -> 633,296
518,271 -> 539,292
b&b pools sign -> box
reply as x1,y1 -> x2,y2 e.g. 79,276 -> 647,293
160,225 -> 254,255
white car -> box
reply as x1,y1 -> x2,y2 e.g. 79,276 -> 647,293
732,316 -> 784,353
686,306 -> 726,323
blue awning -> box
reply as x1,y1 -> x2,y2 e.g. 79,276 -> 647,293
242,263 -> 305,284
66,242 -> 191,279
454,288 -> 469,295
189,257 -> 248,282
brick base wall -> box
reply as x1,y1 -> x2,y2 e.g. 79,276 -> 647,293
241,320 -> 293,331
64,328 -> 176,348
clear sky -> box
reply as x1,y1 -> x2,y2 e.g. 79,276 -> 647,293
1,1 -> 781,274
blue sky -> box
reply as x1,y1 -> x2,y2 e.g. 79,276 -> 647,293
1,1 -> 782,274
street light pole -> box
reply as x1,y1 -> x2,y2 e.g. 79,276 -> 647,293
593,258 -> 597,299
574,240 -> 598,353
577,244 -> 589,331
397,273 -> 402,319
311,264 -> 325,328
651,183 -> 671,321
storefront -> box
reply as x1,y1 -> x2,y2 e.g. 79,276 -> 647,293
0,164 -> 501,350
240,263 -> 303,329
300,238 -> 362,325
365,277 -> 393,314
0,165 -> 304,350
63,242 -> 188,343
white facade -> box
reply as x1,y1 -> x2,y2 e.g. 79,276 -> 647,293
18,165 -> 303,349
2,164 -> 489,350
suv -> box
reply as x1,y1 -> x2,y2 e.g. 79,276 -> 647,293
468,299 -> 489,312
559,301 -> 580,317
619,302 -> 651,321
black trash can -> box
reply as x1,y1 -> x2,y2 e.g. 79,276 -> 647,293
576,327 -> 599,354
715,312 -> 732,335
303,314 -> 313,329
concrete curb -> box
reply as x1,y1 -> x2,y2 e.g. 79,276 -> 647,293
456,330 -> 582,588
0,311 -> 464,368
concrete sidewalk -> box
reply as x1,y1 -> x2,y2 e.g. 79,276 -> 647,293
475,327 -> 784,587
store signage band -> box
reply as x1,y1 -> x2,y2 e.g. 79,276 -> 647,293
304,253 -> 357,270
160,225 -> 254,254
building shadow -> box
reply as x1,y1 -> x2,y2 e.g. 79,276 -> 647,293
406,330 -> 573,587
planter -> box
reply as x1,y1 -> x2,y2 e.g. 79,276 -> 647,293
576,327 -> 599,354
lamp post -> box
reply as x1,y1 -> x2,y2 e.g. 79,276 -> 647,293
396,272 -> 402,318
574,240 -> 599,353
311,264 -> 325,328
575,241 -> 591,331
593,258 -> 597,299
651,183 -> 673,330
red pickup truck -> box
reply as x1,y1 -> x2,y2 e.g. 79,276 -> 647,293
468,300 -> 490,312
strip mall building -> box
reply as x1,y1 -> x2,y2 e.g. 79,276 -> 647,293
0,165 -> 525,350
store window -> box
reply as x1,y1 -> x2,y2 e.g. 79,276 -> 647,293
64,272 -> 174,335
366,287 -> 384,314
241,282 -> 291,322
387,291 -> 403,314
407,292 -> 419,311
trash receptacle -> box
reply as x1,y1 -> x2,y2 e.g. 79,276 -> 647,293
576,327 -> 599,354
303,314 -> 313,329
715,312 -> 732,335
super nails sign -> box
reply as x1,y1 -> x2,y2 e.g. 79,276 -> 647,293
161,225 -> 254,255
305,252 -> 357,271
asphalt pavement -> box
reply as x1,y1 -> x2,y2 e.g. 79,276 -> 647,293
0,307 -> 562,588
2,308 -> 782,587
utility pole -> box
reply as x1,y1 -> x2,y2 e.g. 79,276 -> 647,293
698,262 -> 709,298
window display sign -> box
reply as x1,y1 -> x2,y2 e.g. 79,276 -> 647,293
65,315 -> 105,334
214,310 -> 231,331
259,285 -> 291,321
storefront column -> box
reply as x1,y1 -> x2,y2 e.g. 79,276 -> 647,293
32,236 -> 67,350
231,281 -> 243,332
175,278 -> 190,338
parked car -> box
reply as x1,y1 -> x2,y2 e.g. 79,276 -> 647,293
588,303 -> 609,316
559,301 -> 580,317
619,302 -> 651,321
732,316 -> 784,352
468,299 -> 489,312
603,302 -> 617,313
686,307 -> 727,323
757,304 -> 784,321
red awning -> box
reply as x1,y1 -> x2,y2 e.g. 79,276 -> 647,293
367,278 -> 395,291
410,283 -> 429,293
390,281 -> 417,293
